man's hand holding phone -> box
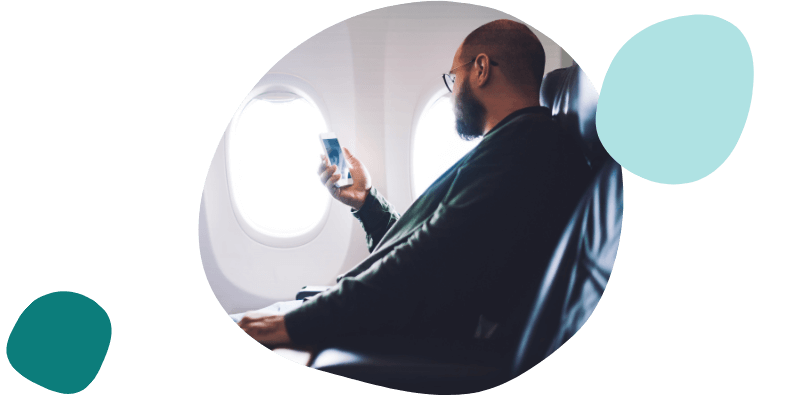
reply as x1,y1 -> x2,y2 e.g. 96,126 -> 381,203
318,147 -> 372,210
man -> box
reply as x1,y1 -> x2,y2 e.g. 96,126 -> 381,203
238,19 -> 593,350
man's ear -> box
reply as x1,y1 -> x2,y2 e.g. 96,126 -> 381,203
474,53 -> 491,87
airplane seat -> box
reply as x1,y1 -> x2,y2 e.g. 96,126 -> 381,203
506,63 -> 622,376
301,64 -> 623,394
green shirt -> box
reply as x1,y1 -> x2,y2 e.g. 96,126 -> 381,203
284,107 -> 593,348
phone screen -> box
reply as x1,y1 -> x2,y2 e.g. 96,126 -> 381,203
321,137 -> 352,186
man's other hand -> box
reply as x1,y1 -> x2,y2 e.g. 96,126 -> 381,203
238,314 -> 292,348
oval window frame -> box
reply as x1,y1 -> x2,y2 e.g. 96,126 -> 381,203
409,81 -> 481,199
224,73 -> 333,248
409,82 -> 451,199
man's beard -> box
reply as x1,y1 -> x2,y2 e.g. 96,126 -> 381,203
454,79 -> 487,141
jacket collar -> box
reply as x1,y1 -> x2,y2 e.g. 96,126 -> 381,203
485,106 -> 550,138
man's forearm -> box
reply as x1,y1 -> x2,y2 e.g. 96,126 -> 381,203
351,187 -> 401,253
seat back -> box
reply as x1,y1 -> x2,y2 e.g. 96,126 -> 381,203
509,64 -> 623,377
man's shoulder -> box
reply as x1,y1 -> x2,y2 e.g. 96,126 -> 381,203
469,112 -> 561,165
496,110 -> 559,141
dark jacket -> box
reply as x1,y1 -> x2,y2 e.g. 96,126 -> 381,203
284,107 -> 593,348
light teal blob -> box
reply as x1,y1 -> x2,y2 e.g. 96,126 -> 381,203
596,15 -> 753,184
6,292 -> 112,394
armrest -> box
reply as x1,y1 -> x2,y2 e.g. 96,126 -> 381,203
292,285 -> 507,394
272,347 -> 315,367
296,286 -> 333,300
309,337 -> 509,395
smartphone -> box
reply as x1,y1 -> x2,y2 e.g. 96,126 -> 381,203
319,132 -> 353,187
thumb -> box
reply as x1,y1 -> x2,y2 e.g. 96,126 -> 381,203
342,147 -> 360,167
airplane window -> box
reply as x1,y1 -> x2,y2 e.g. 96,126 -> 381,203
412,93 -> 481,198
228,92 -> 330,238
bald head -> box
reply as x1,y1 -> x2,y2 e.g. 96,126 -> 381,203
460,19 -> 546,91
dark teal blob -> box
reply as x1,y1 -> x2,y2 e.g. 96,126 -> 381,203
6,291 -> 112,394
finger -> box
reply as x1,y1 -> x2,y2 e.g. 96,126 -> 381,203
318,158 -> 328,175
325,172 -> 341,189
319,165 -> 335,185
342,147 -> 358,167
323,165 -> 336,190
325,172 -> 341,191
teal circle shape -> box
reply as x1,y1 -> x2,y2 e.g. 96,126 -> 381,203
6,292 -> 112,394
596,15 -> 753,184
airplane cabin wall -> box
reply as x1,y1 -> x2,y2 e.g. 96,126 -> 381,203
200,3 -> 574,314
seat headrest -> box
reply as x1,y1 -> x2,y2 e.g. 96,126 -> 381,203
540,64 -> 606,166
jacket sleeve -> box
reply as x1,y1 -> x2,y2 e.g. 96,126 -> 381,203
351,186 -> 401,253
283,158 -> 530,345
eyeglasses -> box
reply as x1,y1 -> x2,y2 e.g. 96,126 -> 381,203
442,58 -> 499,92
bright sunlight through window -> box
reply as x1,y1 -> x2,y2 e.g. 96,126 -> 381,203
228,92 -> 330,238
412,94 -> 481,198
